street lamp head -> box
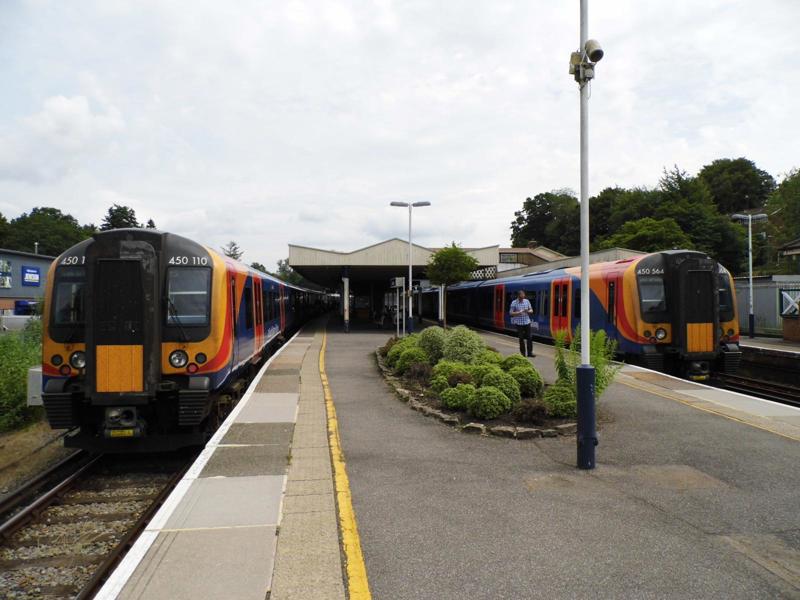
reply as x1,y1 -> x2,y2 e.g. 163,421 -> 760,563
751,213 -> 768,222
412,201 -> 431,207
584,39 -> 604,62
390,202 -> 409,207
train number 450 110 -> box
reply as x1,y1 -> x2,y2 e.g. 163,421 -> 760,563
168,256 -> 208,266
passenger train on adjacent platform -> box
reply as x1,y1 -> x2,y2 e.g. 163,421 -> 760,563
41,229 -> 329,452
422,250 -> 742,380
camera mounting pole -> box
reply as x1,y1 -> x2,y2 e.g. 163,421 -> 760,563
569,0 -> 602,470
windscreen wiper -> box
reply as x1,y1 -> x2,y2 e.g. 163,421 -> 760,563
166,297 -> 189,342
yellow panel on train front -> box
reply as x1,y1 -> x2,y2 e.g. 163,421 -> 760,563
96,345 -> 144,392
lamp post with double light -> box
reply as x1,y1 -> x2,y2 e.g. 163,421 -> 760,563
731,212 -> 768,338
390,201 -> 430,333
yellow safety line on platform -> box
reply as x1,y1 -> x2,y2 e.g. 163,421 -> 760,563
320,330 -> 372,600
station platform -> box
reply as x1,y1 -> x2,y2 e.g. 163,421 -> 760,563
98,321 -> 800,599
740,336 -> 800,354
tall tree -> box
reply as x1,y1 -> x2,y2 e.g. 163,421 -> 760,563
146,219 -> 157,229
766,169 -> 800,245
5,207 -> 89,256
597,217 -> 693,253
426,243 -> 479,327
250,261 -> 267,272
0,212 -> 9,247
273,258 -> 315,287
100,204 -> 141,230
698,157 -> 776,214
510,190 -> 579,254
221,240 -> 244,260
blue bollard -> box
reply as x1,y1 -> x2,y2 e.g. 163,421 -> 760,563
576,365 -> 597,469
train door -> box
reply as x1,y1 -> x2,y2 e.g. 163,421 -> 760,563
605,276 -> 618,341
230,277 -> 238,366
681,270 -> 716,353
550,278 -> 572,338
254,278 -> 262,350
493,285 -> 506,329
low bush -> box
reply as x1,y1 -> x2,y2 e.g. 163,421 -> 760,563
481,370 -> 521,405
511,398 -> 548,424
442,325 -> 485,364
467,363 -> 503,387
542,381 -> 577,418
395,347 -> 430,375
406,362 -> 432,384
0,322 -> 42,432
467,386 -> 512,420
418,326 -> 447,364
509,366 -> 544,398
475,349 -> 502,365
431,375 -> 450,394
432,360 -> 470,381
379,336 -> 399,357
386,334 -> 420,368
500,354 -> 533,372
440,383 -> 476,411
447,371 -> 474,387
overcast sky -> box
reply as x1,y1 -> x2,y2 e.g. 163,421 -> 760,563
1,0 -> 797,267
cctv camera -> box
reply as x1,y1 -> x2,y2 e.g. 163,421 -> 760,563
584,39 -> 604,62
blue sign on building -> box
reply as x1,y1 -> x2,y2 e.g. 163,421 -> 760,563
21,265 -> 41,287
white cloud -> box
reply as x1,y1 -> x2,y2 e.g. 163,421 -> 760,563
0,0 -> 798,270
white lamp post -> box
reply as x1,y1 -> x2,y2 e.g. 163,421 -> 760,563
390,201 -> 431,333
568,0 -> 603,470
732,212 -> 768,338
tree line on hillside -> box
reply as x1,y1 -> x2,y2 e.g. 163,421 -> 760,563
0,204 -> 157,256
511,158 -> 800,274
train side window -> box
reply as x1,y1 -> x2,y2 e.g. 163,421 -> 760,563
230,279 -> 237,329
262,289 -> 269,323
608,281 -> 616,323
542,290 -> 549,315
244,284 -> 254,330
574,288 -> 580,319
561,285 -> 568,318
526,290 -> 537,316
718,274 -> 734,321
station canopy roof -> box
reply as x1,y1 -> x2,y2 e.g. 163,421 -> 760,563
289,238 -> 499,290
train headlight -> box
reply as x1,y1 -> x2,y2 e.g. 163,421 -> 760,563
69,351 -> 86,369
169,350 -> 189,368
655,328 -> 667,341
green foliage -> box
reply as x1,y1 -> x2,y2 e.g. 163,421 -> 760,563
442,325 -> 485,364
440,383 -> 476,411
475,349 -> 502,365
596,217 -> 693,253
447,371 -> 474,387
221,240 -> 244,260
406,361 -> 432,383
0,324 -> 42,431
431,359 -> 470,381
500,354 -> 533,372
542,381 -> 577,418
379,336 -> 399,357
100,204 -> 142,230
385,334 -> 420,368
431,375 -> 450,394
5,207 -> 94,256
552,329 -> 620,400
509,366 -> 544,398
466,364 -> 503,387
481,370 -> 521,405
467,386 -> 512,420
274,258 -> 317,287
418,326 -> 447,364
510,190 -> 579,255
698,157 -> 775,214
427,244 -> 480,327
767,169 -> 800,247
395,347 -> 430,375
250,261 -> 268,272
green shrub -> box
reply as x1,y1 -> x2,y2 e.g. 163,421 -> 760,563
0,324 -> 42,432
475,349 -> 502,365
379,336 -> 399,357
431,360 -> 470,381
553,329 -> 620,400
542,381 -> 577,418
386,334 -> 420,368
512,398 -> 547,424
440,383 -> 476,411
467,363 -> 503,387
418,326 -> 447,364
395,347 -> 430,375
442,325 -> 485,364
500,354 -> 533,372
481,370 -> 521,405
431,375 -> 450,394
447,371 -> 474,387
509,366 -> 544,398
467,386 -> 512,420
406,362 -> 432,383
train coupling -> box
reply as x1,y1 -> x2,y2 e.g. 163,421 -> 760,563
686,361 -> 711,381
103,406 -> 146,439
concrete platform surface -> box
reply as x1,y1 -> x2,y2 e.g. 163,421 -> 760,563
329,326 -> 800,599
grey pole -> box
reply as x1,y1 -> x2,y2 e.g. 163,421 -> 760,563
748,214 -> 754,338
575,0 -> 598,470
408,204 -> 414,334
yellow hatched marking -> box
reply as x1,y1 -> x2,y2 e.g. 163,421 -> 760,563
319,330 -> 371,600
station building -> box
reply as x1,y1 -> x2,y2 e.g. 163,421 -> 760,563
0,248 -> 54,313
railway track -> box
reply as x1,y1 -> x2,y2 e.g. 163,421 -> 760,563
712,373 -> 800,408
0,452 -> 194,599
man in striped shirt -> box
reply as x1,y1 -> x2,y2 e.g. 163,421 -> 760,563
509,290 -> 536,357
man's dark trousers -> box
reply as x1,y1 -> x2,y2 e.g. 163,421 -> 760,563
516,324 -> 532,356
